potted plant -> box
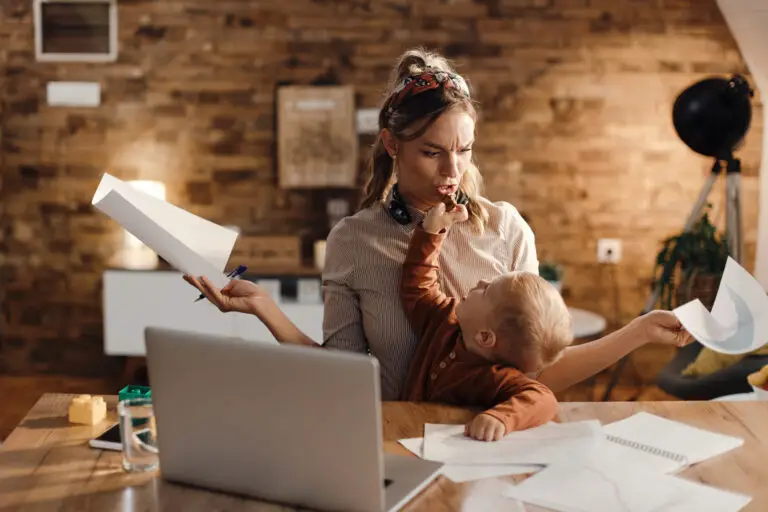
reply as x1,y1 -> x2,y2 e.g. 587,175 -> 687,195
652,207 -> 729,310
539,261 -> 564,293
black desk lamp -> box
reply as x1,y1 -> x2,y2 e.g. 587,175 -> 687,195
602,75 -> 754,401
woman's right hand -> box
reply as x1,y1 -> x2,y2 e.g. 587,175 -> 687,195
184,275 -> 270,315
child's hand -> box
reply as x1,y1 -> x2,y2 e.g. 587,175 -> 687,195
422,201 -> 468,234
632,310 -> 694,348
465,413 -> 506,442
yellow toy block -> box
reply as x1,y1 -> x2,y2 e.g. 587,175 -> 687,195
747,364 -> 768,389
68,394 -> 107,425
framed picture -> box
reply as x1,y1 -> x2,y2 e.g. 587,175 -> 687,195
34,0 -> 118,62
277,85 -> 358,188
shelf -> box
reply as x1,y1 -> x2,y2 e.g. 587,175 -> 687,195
106,264 -> 322,278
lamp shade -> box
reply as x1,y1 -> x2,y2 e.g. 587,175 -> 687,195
672,75 -> 753,159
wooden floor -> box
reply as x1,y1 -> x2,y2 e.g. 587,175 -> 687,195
0,344 -> 678,442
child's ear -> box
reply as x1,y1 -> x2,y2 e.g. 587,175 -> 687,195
474,329 -> 497,349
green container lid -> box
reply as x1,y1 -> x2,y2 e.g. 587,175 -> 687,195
118,385 -> 152,402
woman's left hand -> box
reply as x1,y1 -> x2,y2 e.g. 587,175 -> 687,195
634,310 -> 694,347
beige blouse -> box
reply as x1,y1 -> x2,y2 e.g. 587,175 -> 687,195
321,193 -> 539,400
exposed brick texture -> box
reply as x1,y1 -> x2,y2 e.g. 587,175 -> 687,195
0,0 -> 763,375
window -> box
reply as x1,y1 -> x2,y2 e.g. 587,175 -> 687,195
34,0 -> 117,62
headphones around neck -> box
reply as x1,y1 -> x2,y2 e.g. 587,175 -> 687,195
387,183 -> 469,225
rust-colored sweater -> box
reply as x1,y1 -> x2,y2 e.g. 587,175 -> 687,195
399,226 -> 558,433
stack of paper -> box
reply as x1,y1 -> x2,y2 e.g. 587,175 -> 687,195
398,437 -> 542,484
420,420 -> 603,465
92,173 -> 238,289
600,411 -> 744,469
502,456 -> 752,512
398,420 -> 603,483
399,412 -> 749,509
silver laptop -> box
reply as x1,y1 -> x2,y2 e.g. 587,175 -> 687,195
144,327 -> 443,512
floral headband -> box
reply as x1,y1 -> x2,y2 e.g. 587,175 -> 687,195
384,71 -> 471,116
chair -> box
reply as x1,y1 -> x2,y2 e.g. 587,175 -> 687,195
655,342 -> 768,400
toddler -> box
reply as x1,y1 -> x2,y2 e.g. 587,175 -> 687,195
400,200 -> 573,441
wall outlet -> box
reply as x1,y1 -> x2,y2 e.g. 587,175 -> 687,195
47,81 -> 101,107
356,108 -> 379,134
597,238 -> 622,263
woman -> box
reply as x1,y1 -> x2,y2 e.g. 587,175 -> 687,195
187,48 -> 692,400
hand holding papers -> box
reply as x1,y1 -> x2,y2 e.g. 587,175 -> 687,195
673,257 -> 768,354
92,173 -> 239,290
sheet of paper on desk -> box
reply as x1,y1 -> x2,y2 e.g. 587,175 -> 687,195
673,256 -> 768,354
92,174 -> 236,289
398,437 -> 542,483
421,420 -> 603,465
602,411 -> 744,466
502,457 -> 752,512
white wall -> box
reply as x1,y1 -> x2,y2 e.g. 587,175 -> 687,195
716,0 -> 768,289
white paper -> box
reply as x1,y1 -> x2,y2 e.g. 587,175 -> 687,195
421,420 -> 603,465
602,412 -> 743,466
591,435 -> 686,474
92,174 -> 238,289
503,457 -> 752,512
461,480 -> 527,512
674,257 -> 768,354
398,438 -> 542,483
93,174 -> 238,270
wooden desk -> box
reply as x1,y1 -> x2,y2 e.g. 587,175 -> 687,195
1,394 -> 766,511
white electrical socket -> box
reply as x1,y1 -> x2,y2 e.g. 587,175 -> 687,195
356,108 -> 379,134
597,238 -> 622,263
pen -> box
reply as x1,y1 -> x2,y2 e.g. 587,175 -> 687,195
194,265 -> 248,303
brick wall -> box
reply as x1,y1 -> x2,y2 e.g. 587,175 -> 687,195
0,0 -> 762,375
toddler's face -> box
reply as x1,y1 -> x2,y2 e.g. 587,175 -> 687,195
456,272 -> 564,372
456,274 -> 518,327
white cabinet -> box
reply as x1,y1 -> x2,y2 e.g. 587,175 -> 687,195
103,270 -> 324,356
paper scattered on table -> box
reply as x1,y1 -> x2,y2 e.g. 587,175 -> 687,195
602,411 -> 743,467
399,416 -> 750,510
92,173 -> 238,289
420,420 -> 603,465
461,479 -> 527,512
674,257 -> 768,354
502,457 -> 752,512
591,432 -> 686,474
398,437 -> 542,483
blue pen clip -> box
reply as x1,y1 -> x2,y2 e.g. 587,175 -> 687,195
194,265 -> 248,303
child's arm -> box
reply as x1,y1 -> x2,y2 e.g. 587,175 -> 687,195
465,370 -> 558,441
400,226 -> 454,336
400,202 -> 468,336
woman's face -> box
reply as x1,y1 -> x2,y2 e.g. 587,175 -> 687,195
384,108 -> 475,211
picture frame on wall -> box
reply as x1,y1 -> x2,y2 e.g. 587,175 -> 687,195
34,0 -> 118,62
277,85 -> 358,189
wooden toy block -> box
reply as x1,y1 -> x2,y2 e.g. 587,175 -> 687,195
68,394 -> 107,425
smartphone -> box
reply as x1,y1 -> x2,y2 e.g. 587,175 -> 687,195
88,423 -> 122,451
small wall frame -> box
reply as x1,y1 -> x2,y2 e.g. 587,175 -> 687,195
34,0 -> 118,62
277,85 -> 358,189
